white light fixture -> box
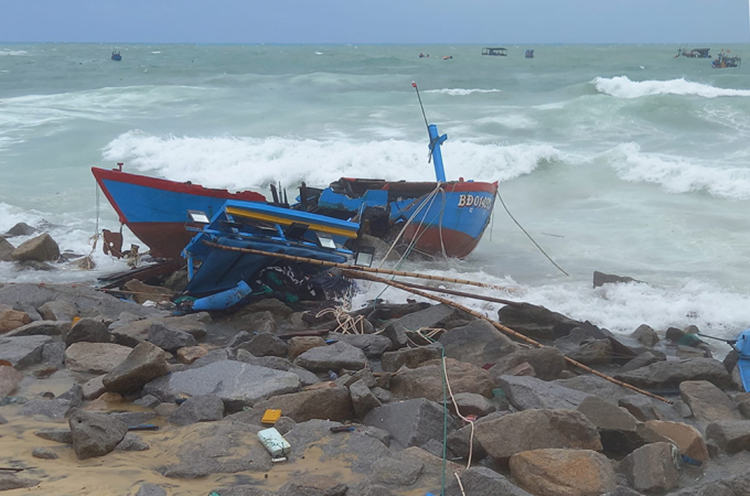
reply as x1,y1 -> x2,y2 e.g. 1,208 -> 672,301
188,210 -> 210,224
354,247 -> 375,267
317,233 -> 337,249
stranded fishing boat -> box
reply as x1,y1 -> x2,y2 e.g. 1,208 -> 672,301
92,84 -> 496,261
178,200 -> 359,311
92,165 -> 266,258
712,51 -> 741,68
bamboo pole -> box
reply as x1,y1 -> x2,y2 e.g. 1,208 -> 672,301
342,269 -> 674,405
395,279 -> 522,307
200,240 -> 517,292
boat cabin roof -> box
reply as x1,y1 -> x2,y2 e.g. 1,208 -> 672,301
482,47 -> 508,56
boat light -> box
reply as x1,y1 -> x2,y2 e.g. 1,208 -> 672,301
188,210 -> 210,224
354,246 -> 375,267
317,233 -> 337,249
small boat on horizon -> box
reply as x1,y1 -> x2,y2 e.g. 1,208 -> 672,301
676,47 -> 711,58
111,51 -> 122,61
482,47 -> 507,56
711,50 -> 740,68
525,49 -> 534,59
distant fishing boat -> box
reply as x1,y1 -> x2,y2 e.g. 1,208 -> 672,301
482,47 -> 507,56
111,51 -> 122,61
676,47 -> 711,58
711,50 -> 741,68
525,49 -> 534,59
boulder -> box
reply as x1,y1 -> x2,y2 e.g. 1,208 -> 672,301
277,474 -> 348,496
364,399 -> 456,448
4,320 -> 70,337
390,358 -> 495,402
0,238 -> 14,261
288,336 -> 327,359
235,351 -> 319,387
567,339 -> 613,366
447,411 -> 509,460
135,484 -> 167,496
679,380 -> 742,425
449,392 -> 497,417
510,449 -> 617,496
496,375 -> 591,410
474,409 -> 602,462
31,447 -> 59,459
68,408 -> 128,459
618,395 -> 664,422
618,442 -> 680,494
34,428 -> 73,444
0,473 -> 40,491
383,304 -> 458,349
144,360 -> 300,411
577,395 -> 664,455
0,335 -> 54,369
380,343 -> 442,372
497,302 -> 581,341
0,308 -> 31,333
64,342 -> 132,373
241,297 -> 294,319
116,433 -> 150,451
64,318 -> 111,346
103,341 -> 170,394
110,319 -> 153,347
329,333 -> 391,358
4,222 -> 37,237
369,455 -> 424,487
11,233 -> 60,262
38,300 -> 78,321
349,379 -> 382,418
705,420 -> 750,454
615,358 -> 733,391
490,347 -> 566,381
168,394 -> 225,425
620,352 -> 663,373
645,420 -> 709,461
0,365 -> 23,397
21,391 -> 83,419
123,280 -> 174,304
81,375 -> 106,400
160,313 -> 209,340
148,321 -> 197,353
593,271 -> 640,287
176,345 -> 210,364
252,386 -> 353,422
445,466 -> 532,496
236,332 -> 289,357
555,375 -> 635,404
438,319 -> 520,367
631,324 -> 659,348
293,341 -> 367,372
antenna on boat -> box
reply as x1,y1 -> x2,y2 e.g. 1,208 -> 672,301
412,81 -> 447,182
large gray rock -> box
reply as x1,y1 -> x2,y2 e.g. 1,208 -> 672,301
21,385 -> 83,419
252,386 -> 354,422
110,319 -> 153,347
34,428 -> 73,444
148,321 -> 197,352
449,392 -> 497,417
620,352 -> 664,373
383,304 -> 458,349
439,319 -> 520,367
68,408 -> 128,459
116,433 -> 150,452
557,375 -> 636,404
680,380 -> 742,425
144,360 -> 300,410
103,341 -> 170,394
0,307 -> 32,333
293,341 -> 367,372
363,399 -> 456,448
168,394 -> 225,425
490,346 -> 567,381
390,358 -> 495,402
4,320 -> 70,337
11,233 -> 60,262
38,300 -> 78,321
0,473 -> 40,491
236,332 -> 289,357
0,335 -> 54,369
277,474 -> 348,496
705,420 -> 750,454
615,358 -> 733,390
445,466 -> 532,496
380,344 -> 442,372
631,324 -> 660,348
64,318 -> 111,346
619,442 -> 680,494
567,339 -> 613,366
329,333 -> 391,358
64,342 -> 132,373
0,365 -> 23,397
665,473 -> 750,496
0,237 -> 14,261
498,302 -> 581,341
235,351 -> 319,386
349,379 -> 382,418
474,409 -> 602,462
497,374 -> 591,410
135,483 -> 167,496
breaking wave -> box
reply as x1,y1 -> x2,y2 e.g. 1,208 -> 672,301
593,76 -> 750,98
425,88 -> 502,96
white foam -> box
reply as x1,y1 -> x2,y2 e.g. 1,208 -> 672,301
0,49 -> 28,56
102,131 -> 564,189
425,88 -> 502,96
606,143 -> 750,199
593,76 -> 750,99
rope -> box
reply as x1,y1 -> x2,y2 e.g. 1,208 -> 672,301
341,269 -> 674,405
496,190 -> 570,277
199,240 -> 515,292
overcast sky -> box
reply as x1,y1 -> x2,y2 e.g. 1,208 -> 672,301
2,0 -> 749,44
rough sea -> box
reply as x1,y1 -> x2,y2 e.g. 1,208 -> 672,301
2,43 -> 750,346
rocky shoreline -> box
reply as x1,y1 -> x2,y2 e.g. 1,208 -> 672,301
1,237 -> 750,495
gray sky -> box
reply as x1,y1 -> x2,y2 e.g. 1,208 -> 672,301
2,0 -> 749,44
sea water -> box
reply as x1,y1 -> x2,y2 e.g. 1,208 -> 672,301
2,43 -> 750,344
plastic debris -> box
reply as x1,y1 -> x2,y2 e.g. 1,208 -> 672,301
257,427 -> 291,458
261,409 -> 282,425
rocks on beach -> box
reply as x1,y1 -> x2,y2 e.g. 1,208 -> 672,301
0,268 -> 748,496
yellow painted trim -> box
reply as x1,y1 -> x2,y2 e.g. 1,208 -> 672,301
226,206 -> 358,239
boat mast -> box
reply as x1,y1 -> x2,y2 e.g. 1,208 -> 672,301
412,82 -> 447,182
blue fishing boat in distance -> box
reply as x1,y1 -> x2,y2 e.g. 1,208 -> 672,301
111,51 -> 122,61
179,200 -> 359,311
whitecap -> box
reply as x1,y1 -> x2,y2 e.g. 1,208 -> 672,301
593,76 -> 750,98
424,88 -> 502,96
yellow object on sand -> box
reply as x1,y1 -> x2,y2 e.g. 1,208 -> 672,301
261,409 -> 282,425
